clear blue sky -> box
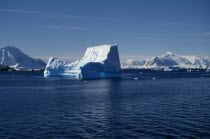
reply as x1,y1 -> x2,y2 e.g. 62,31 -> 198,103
0,0 -> 210,57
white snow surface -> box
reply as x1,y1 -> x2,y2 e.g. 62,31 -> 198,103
121,52 -> 210,69
44,44 -> 121,79
0,46 -> 46,70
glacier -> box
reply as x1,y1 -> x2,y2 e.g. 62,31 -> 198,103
0,46 -> 46,70
44,44 -> 121,79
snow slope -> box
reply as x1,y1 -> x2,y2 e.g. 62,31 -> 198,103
121,52 -> 210,69
44,44 -> 121,79
0,46 -> 46,70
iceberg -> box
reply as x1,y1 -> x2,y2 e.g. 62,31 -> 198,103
44,44 -> 121,79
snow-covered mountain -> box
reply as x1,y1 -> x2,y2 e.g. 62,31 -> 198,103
0,46 -> 46,70
121,52 -> 210,69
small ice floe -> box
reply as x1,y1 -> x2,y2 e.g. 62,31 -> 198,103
83,80 -> 87,82
201,77 -> 204,78
134,78 -> 138,80
187,69 -> 191,72
152,78 -> 155,80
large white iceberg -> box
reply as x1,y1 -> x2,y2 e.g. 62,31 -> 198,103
44,44 -> 121,79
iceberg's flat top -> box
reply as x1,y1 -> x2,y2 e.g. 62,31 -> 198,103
74,44 -> 120,69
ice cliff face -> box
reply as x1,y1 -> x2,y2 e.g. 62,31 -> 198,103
121,52 -> 210,69
0,46 -> 46,70
44,45 -> 121,79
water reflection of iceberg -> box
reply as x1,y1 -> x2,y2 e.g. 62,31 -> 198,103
77,79 -> 121,136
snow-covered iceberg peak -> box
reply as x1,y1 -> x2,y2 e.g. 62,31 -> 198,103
44,44 -> 121,79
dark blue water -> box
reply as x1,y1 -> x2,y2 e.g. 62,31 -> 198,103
0,71 -> 210,139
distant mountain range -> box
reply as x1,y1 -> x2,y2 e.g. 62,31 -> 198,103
121,52 -> 210,69
0,46 -> 46,70
1,46 -> 210,70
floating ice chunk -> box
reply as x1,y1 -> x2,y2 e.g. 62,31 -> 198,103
44,44 -> 121,79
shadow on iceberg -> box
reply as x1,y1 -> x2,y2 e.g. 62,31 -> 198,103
44,45 -> 121,79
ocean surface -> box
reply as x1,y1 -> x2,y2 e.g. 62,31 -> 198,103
0,71 -> 210,139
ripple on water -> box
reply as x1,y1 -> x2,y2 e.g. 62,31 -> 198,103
0,73 -> 210,138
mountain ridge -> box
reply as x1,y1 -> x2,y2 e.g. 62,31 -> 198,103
0,46 -> 46,70
121,52 -> 210,69
1,46 -> 210,70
